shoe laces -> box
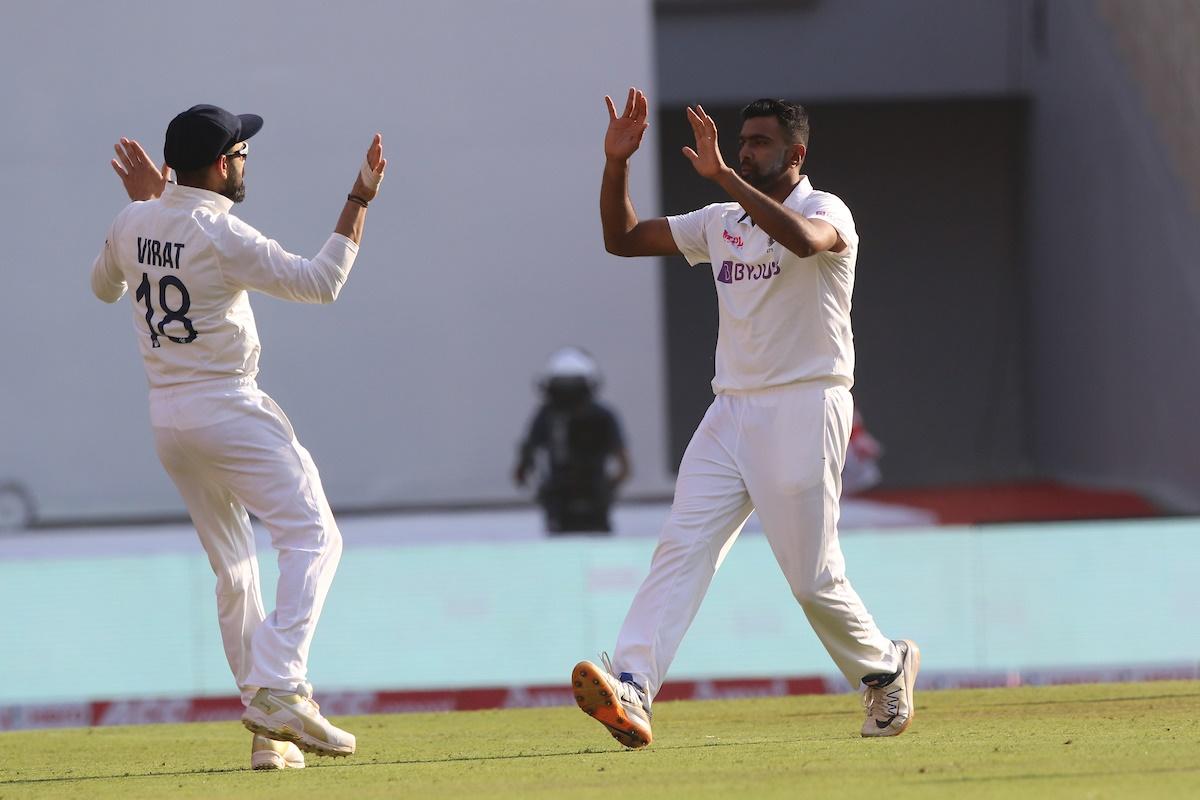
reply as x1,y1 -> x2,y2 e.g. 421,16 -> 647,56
293,681 -> 320,713
601,652 -> 618,677
861,683 -> 901,721
600,652 -> 649,714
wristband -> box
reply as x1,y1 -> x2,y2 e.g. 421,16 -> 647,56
359,156 -> 384,191
347,194 -> 369,208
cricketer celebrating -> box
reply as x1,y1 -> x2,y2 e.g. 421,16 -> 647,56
91,104 -> 385,770
572,89 -> 919,747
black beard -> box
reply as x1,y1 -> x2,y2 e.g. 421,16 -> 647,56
221,173 -> 246,204
743,160 -> 788,190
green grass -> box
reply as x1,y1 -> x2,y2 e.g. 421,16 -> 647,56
1,681 -> 1198,799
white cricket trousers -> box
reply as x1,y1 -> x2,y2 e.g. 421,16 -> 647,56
149,377 -> 342,705
613,379 -> 899,699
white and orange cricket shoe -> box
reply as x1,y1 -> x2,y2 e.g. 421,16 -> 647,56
572,654 -> 653,749
861,639 -> 921,738
241,683 -> 356,757
250,734 -> 305,770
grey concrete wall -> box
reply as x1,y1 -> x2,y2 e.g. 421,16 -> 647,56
0,0 -> 673,522
3,0 -> 1194,521
656,0 -> 1023,104
655,0 -> 1200,509
654,1 -> 1035,486
1023,1 -> 1200,510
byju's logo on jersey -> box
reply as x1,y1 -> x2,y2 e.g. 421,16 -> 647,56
717,260 -> 780,284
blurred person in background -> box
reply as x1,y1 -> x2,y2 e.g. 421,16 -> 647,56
513,347 -> 631,534
842,408 -> 883,495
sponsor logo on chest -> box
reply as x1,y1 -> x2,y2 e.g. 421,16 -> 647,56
723,226 -> 774,249
717,259 -> 780,284
717,220 -> 780,283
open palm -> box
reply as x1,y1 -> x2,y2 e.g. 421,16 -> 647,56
604,88 -> 649,160
682,105 -> 728,180
111,138 -> 169,202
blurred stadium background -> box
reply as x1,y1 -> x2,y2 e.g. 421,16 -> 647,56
1,0 -> 1198,731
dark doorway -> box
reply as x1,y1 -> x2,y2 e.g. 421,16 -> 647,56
658,99 -> 1032,486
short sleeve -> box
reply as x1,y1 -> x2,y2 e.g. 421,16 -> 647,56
804,193 -> 858,256
666,205 -> 715,266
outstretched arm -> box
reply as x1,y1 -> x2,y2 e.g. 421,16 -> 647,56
217,135 -> 387,304
600,88 -> 679,258
682,106 -> 845,257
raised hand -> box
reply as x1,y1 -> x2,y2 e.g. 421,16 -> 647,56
681,105 -> 730,181
352,133 -> 387,202
604,88 -> 649,161
111,138 -> 170,201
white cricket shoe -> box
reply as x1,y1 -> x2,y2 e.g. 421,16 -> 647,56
250,734 -> 305,770
241,684 -> 356,757
572,653 -> 653,749
861,639 -> 921,738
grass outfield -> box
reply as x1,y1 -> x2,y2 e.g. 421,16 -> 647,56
1,681 -> 1197,799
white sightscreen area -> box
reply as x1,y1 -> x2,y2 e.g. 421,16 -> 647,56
0,0 -> 673,521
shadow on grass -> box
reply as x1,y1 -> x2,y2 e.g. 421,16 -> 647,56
773,690 -> 1200,721
928,691 -> 1200,710
0,735 -> 840,787
917,764 -> 1200,784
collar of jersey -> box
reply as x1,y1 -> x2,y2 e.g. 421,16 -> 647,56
161,182 -> 235,213
738,175 -> 813,226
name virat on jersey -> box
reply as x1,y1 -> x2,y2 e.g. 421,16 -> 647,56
138,237 -> 185,269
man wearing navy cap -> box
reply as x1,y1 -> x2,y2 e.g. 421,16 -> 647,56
92,104 -> 386,770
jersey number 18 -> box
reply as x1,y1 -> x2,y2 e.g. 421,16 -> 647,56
135,272 -> 198,348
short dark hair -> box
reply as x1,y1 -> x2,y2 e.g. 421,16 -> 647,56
173,166 -> 212,187
741,99 -> 810,146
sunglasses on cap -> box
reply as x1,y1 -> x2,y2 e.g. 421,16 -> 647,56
224,142 -> 249,159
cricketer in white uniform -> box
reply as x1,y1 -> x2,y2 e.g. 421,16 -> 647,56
572,90 -> 919,748
91,104 -> 386,770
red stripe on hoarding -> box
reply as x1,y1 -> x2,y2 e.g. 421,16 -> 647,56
1,665 -> 1194,732
657,676 -> 829,702
187,696 -> 245,722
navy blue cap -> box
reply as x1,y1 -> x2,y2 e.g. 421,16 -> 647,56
163,104 -> 263,171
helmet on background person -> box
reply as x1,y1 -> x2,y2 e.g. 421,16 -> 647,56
538,346 -> 602,408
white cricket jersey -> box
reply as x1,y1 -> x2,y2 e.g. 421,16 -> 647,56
91,183 -> 358,390
666,176 -> 859,394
